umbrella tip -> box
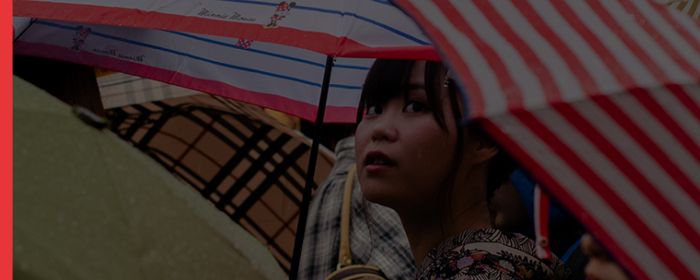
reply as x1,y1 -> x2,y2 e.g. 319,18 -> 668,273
73,106 -> 109,130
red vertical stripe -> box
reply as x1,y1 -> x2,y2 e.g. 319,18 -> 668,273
481,119 -> 651,280
2,1 -> 12,279
535,187 -> 552,260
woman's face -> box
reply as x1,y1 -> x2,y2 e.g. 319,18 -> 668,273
355,61 -> 459,211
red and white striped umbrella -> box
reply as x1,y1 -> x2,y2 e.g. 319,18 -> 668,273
13,0 -> 437,59
13,19 -> 374,123
12,1 -> 438,123
391,1 -> 700,279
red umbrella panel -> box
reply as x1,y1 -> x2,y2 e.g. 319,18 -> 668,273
392,1 -> 700,279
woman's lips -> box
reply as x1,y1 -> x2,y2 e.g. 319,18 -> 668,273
363,151 -> 396,174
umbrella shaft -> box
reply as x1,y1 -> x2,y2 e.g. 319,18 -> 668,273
290,55 -> 334,279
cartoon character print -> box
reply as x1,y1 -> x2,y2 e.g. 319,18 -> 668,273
264,1 -> 296,29
71,26 -> 92,52
235,38 -> 254,49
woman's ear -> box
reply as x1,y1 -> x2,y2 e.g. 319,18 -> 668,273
467,139 -> 499,165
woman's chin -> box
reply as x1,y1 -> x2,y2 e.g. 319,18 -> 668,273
360,183 -> 397,207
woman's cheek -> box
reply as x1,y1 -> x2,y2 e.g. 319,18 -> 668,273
354,122 -> 370,157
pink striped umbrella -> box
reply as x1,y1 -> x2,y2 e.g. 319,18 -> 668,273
391,1 -> 700,279
12,1 -> 441,123
13,0 -> 438,59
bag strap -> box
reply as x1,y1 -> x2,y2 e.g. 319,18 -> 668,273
337,165 -> 356,269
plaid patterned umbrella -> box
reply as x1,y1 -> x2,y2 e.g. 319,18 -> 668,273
106,92 -> 335,273
391,1 -> 700,279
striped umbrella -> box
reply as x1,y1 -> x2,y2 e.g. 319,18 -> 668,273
391,1 -> 700,279
13,0 -> 437,59
14,19 -> 374,123
13,0 -> 442,123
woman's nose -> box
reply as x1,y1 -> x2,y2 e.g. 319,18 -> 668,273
370,115 -> 398,143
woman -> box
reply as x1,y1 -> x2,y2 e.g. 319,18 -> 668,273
354,59 -> 568,279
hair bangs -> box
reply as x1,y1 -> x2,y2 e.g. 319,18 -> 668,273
357,60 -> 415,122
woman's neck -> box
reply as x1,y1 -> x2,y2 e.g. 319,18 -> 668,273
398,196 -> 492,266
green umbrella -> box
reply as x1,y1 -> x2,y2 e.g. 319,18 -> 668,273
13,76 -> 285,280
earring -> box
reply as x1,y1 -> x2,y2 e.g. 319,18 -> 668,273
443,69 -> 452,88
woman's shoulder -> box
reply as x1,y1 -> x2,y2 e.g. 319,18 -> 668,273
417,228 -> 570,280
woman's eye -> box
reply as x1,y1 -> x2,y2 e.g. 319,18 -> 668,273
404,101 -> 427,113
366,105 -> 383,116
